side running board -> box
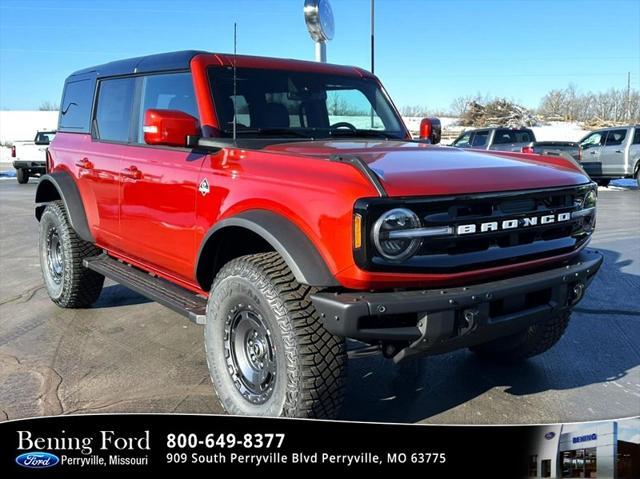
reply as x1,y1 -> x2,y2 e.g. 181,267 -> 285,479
83,255 -> 207,324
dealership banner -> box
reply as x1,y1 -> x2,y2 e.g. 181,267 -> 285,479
1,414 -> 638,477
0,413 -> 531,475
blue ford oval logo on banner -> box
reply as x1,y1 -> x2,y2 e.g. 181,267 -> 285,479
544,432 -> 556,440
15,452 -> 60,468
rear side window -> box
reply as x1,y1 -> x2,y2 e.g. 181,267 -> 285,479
633,128 -> 640,144
59,78 -> 94,133
604,129 -> 627,146
95,78 -> 136,142
493,129 -> 534,144
135,72 -> 199,143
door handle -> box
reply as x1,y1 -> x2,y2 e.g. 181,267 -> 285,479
614,150 -> 623,153
122,165 -> 142,180
75,157 -> 93,169
590,151 -> 598,155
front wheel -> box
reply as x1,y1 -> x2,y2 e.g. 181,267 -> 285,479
16,168 -> 29,184
470,312 -> 571,363
204,252 -> 346,418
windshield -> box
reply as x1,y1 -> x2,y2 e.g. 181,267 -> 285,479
208,67 -> 405,139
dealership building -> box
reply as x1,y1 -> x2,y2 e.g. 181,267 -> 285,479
528,420 -> 640,478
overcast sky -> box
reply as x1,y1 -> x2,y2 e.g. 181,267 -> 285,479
0,0 -> 639,111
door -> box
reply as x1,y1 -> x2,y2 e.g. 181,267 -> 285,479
83,76 -> 137,246
599,128 -> 628,176
118,72 -> 206,281
579,131 -> 606,177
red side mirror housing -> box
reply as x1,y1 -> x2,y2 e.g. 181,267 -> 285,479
143,109 -> 199,147
419,117 -> 442,144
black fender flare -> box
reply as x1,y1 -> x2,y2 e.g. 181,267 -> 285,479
35,172 -> 94,243
196,210 -> 339,288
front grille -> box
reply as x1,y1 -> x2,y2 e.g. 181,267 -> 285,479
354,185 -> 595,274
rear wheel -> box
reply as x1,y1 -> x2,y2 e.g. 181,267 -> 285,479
470,312 -> 571,363
204,252 -> 346,418
596,178 -> 610,187
636,168 -> 640,189
16,168 -> 29,184
39,201 -> 104,308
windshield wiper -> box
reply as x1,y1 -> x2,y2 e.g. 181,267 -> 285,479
227,128 -> 313,138
328,129 -> 401,140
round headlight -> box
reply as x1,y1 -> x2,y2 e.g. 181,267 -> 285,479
372,208 -> 422,262
584,189 -> 597,209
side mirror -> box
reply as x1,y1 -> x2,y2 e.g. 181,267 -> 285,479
143,109 -> 199,147
419,118 -> 442,144
34,137 -> 50,146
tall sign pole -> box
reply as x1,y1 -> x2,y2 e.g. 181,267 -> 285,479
304,0 -> 334,63
370,0 -> 375,74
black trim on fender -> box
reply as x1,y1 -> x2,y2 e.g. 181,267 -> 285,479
35,172 -> 94,243
329,154 -> 387,197
195,210 -> 339,288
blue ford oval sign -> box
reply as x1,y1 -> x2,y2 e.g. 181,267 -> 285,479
545,432 -> 556,440
15,451 -> 60,469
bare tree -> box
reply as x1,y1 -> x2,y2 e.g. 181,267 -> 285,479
38,101 -> 59,111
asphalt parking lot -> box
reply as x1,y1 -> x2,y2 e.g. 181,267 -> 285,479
0,179 -> 638,424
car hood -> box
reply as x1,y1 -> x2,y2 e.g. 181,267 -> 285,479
264,140 -> 589,196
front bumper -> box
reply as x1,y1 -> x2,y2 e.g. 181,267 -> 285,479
311,250 -> 603,361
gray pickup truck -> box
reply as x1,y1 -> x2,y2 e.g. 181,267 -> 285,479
452,127 -> 536,152
578,125 -> 640,187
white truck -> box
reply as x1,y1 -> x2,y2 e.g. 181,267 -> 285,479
12,130 -> 55,184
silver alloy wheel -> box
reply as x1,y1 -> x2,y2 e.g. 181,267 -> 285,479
46,226 -> 64,284
224,305 -> 276,404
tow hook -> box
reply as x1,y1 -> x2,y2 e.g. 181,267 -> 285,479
460,308 -> 479,335
570,282 -> 585,305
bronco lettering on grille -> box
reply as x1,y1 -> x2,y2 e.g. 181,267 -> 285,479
456,212 -> 571,235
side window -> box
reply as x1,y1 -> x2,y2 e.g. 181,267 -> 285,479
580,132 -> 604,149
136,72 -> 199,143
95,78 -> 135,142
515,130 -> 534,143
59,78 -> 94,133
604,129 -> 627,146
493,129 -> 514,144
453,131 -> 472,147
471,131 -> 489,147
633,128 -> 640,144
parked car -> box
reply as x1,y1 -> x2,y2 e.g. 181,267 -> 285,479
12,130 -> 55,183
451,127 -> 536,151
35,50 -> 601,418
578,126 -> 640,187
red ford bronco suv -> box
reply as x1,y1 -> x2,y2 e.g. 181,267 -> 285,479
37,50 -> 602,418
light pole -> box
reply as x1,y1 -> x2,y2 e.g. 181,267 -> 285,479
304,0 -> 334,62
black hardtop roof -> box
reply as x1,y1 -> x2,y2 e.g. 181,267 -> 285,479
68,50 -> 207,79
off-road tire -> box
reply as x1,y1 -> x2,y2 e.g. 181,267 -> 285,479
39,201 -> 104,308
469,312 -> 571,363
204,252 -> 346,418
16,168 -> 29,184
